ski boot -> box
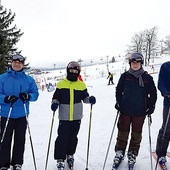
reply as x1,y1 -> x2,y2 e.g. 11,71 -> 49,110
112,150 -> 124,170
158,156 -> 167,170
13,164 -> 22,170
56,159 -> 65,170
127,151 -> 137,170
67,155 -> 74,169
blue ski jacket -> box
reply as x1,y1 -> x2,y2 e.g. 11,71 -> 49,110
158,61 -> 170,107
0,68 -> 39,118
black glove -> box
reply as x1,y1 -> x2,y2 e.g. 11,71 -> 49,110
19,92 -> 30,102
51,100 -> 59,111
89,96 -> 96,104
146,105 -> 155,115
115,102 -> 121,111
164,95 -> 170,102
4,95 -> 18,104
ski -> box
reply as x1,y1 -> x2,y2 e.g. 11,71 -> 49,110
152,151 -> 167,170
112,161 -> 134,170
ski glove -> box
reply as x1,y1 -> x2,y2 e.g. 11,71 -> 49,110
115,102 -> 121,111
89,96 -> 96,104
146,105 -> 155,115
51,99 -> 59,111
4,95 -> 18,104
164,95 -> 170,102
19,92 -> 30,102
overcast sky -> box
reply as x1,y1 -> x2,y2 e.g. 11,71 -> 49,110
2,0 -> 170,68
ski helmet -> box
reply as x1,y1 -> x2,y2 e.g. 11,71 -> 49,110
67,61 -> 81,72
66,61 -> 81,81
129,52 -> 144,64
12,54 -> 25,64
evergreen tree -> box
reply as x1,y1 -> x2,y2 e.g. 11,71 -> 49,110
0,5 -> 29,74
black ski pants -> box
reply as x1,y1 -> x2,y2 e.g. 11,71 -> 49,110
54,120 -> 81,160
156,106 -> 170,157
0,117 -> 27,168
108,78 -> 114,85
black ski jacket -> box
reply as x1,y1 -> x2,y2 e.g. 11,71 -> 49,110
116,71 -> 157,117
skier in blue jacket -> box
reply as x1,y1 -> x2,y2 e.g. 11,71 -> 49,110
0,54 -> 39,170
156,61 -> 170,169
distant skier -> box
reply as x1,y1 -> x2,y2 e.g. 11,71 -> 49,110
107,72 -> 114,85
112,52 -> 157,169
47,82 -> 54,92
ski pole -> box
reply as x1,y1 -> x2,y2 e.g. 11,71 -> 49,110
103,111 -> 119,170
85,104 -> 93,170
0,104 -> 13,153
147,115 -> 153,170
45,111 -> 56,170
23,103 -> 37,170
155,107 -> 170,170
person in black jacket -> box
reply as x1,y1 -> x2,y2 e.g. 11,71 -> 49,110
107,72 -> 114,85
50,61 -> 96,170
112,52 -> 157,169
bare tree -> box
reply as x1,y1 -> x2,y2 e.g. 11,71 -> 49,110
144,26 -> 159,66
126,31 -> 145,55
164,35 -> 170,53
131,32 -> 145,52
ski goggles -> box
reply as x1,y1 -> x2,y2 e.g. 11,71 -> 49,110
69,69 -> 79,74
12,54 -> 25,63
129,57 -> 143,63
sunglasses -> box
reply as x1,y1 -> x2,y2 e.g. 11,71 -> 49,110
12,54 -> 25,63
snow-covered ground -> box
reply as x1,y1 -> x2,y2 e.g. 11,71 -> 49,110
22,55 -> 170,170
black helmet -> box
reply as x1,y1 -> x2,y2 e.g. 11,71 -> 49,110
66,61 -> 81,81
12,54 -> 25,64
129,52 -> 144,64
67,61 -> 81,73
